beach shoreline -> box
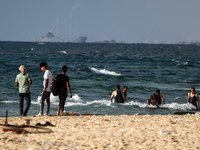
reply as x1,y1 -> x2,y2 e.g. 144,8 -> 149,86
0,114 -> 200,150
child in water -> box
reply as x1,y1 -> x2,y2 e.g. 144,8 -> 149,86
147,94 -> 158,107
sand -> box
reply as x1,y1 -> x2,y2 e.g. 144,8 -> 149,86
0,114 -> 200,150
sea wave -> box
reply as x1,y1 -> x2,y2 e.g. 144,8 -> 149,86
35,95 -> 115,108
65,100 -> 197,111
65,99 -> 114,107
1,98 -> 196,111
60,51 -> 68,55
25,94 -> 198,112
160,103 -> 196,110
125,101 -> 196,110
124,101 -> 157,108
35,94 -> 83,105
89,67 -> 121,76
0,100 -> 18,104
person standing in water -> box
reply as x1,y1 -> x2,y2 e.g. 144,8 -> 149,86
15,65 -> 32,116
155,89 -> 165,104
187,87 -> 199,109
110,84 -> 126,103
123,86 -> 128,100
55,65 -> 72,116
37,62 -> 52,116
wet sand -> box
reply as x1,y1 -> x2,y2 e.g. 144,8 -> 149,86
0,114 -> 200,150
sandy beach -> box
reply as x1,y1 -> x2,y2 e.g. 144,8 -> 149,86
0,114 -> 200,150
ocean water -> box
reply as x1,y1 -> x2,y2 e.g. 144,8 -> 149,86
0,42 -> 200,117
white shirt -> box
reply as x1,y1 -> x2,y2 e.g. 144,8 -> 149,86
43,70 -> 52,92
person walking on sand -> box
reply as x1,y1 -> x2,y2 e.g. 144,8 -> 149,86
37,62 -> 52,116
187,87 -> 199,109
110,84 -> 126,103
55,65 -> 72,116
155,89 -> 165,104
15,65 -> 32,116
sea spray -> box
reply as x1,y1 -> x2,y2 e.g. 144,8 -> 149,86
89,67 -> 121,76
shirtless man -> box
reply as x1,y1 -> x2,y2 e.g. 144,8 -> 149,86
110,84 -> 127,103
122,86 -> 128,100
187,87 -> 199,109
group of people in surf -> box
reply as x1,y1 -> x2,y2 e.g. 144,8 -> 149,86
110,84 -> 128,103
146,89 -> 165,107
110,85 -> 199,109
15,62 -> 199,117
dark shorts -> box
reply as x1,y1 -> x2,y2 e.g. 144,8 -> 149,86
59,94 -> 67,110
41,92 -> 51,101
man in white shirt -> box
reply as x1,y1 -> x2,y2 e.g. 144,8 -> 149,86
37,62 -> 52,116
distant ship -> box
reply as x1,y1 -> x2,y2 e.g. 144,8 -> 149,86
39,30 -> 87,43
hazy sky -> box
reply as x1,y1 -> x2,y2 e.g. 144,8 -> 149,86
1,0 -> 200,43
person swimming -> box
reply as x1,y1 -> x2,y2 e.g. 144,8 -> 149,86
187,87 -> 199,109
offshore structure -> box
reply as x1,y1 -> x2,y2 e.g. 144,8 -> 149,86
39,30 -> 87,43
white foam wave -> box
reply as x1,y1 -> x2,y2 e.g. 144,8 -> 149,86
65,99 -> 115,108
60,51 -> 68,55
35,94 -> 83,105
0,100 -> 18,103
160,103 -> 196,110
89,67 -> 121,76
175,97 -> 180,100
31,101 -> 40,105
125,101 -> 157,108
71,94 -> 83,102
35,94 -> 58,105
49,93 -> 59,104
125,101 -> 196,110
86,100 -> 114,107
29,95 -> 198,111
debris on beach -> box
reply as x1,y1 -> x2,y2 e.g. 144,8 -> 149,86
62,112 -> 81,116
158,130 -> 171,134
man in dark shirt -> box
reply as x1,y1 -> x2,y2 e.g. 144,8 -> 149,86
155,89 -> 165,105
187,87 -> 199,109
110,84 -> 126,103
56,65 -> 72,116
